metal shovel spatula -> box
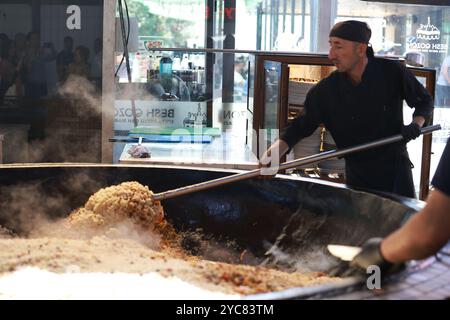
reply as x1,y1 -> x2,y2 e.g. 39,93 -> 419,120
327,244 -> 362,261
326,245 -> 365,277
152,125 -> 441,201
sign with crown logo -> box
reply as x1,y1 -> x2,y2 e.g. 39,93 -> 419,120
416,17 -> 440,40
407,17 -> 447,54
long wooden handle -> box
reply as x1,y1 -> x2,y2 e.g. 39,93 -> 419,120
152,125 -> 441,201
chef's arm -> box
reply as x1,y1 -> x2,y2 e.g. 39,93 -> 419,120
381,189 -> 450,263
412,115 -> 426,128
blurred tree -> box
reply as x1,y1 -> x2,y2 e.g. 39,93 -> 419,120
123,0 -> 195,47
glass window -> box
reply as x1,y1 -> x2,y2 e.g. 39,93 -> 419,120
114,1 -> 258,168
0,0 -> 104,164
118,0 -> 205,51
113,1 -> 450,189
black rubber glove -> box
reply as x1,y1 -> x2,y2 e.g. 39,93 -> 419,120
401,123 -> 421,142
349,238 -> 405,276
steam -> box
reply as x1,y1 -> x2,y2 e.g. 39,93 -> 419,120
180,231 -> 261,266
261,206 -> 343,273
23,75 -> 102,163
263,243 -> 341,273
102,222 -> 161,250
58,75 -> 101,116
27,133 -> 101,163
114,79 -> 159,102
0,225 -> 15,239
31,218 -> 161,251
0,182 -> 71,236
0,173 -> 162,249
22,73 -> 163,164
64,171 -> 104,194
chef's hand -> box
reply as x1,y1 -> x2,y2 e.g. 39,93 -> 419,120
401,123 -> 421,142
259,149 -> 278,178
258,139 -> 290,178
349,238 -> 405,276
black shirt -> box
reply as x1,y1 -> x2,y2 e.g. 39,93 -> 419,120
432,138 -> 450,197
281,57 -> 434,162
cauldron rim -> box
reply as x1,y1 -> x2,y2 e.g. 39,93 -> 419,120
0,162 -> 425,211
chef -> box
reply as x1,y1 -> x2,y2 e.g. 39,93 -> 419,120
261,20 -> 434,198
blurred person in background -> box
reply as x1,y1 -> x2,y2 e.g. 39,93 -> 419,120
22,32 -> 56,99
56,36 -> 74,84
436,54 -> 450,108
90,38 -> 103,89
12,33 -> 27,97
0,37 -> 16,104
67,45 -> 90,79
234,55 -> 247,101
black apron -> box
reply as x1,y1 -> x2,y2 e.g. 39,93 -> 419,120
345,146 -> 415,198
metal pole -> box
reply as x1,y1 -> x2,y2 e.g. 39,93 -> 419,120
300,0 -> 306,41
118,0 -> 138,128
152,125 -> 441,201
205,0 -> 215,127
222,0 -> 236,103
264,0 -> 268,50
274,0 -> 279,48
256,3 -> 262,51
291,0 -> 296,34
144,46 -> 331,57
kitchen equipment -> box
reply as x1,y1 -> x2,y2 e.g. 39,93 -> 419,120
152,125 -> 441,201
0,159 -> 428,299
327,244 -> 362,261
127,136 -> 151,158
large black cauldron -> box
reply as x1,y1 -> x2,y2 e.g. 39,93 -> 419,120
0,164 -> 426,299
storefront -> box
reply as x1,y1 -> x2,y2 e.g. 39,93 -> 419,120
0,0 -> 104,163
1,0 -> 450,300
110,0 -> 450,199
0,0 -> 448,197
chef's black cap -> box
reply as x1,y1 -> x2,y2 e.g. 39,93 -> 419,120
329,20 -> 371,44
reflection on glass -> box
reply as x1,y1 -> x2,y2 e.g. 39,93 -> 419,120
263,60 -> 281,130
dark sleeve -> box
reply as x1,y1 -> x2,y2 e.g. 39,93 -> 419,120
431,138 -> 450,197
398,63 -> 434,122
280,84 -> 322,150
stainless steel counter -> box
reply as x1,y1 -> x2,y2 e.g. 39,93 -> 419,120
119,134 -> 259,170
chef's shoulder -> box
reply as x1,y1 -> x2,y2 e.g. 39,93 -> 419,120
309,70 -> 340,94
374,56 -> 408,76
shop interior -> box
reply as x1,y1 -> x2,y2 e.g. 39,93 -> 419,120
0,0 -> 448,199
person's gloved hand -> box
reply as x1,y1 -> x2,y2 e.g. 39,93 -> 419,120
259,149 -> 278,178
401,123 -> 421,142
349,238 -> 405,276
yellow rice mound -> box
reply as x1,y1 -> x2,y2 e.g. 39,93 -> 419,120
67,181 -> 164,230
